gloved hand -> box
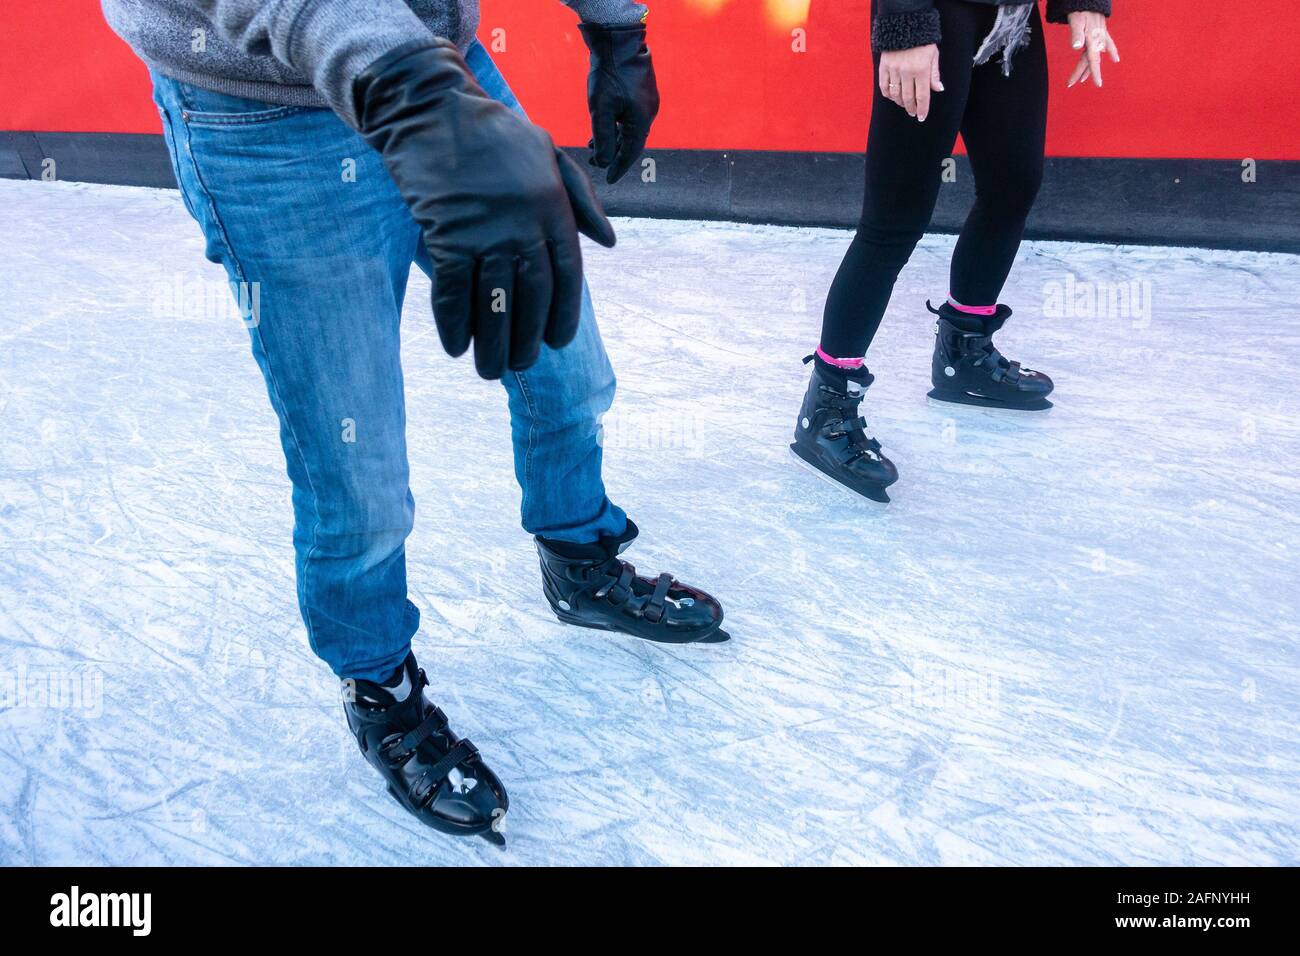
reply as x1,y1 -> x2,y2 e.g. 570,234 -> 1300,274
577,22 -> 660,184
353,39 -> 616,379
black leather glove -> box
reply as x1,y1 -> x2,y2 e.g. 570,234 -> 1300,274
354,39 -> 616,379
577,23 -> 660,184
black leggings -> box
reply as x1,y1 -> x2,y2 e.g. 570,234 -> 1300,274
819,0 -> 1049,359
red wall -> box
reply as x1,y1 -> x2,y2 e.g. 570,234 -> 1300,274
2,0 -> 1296,159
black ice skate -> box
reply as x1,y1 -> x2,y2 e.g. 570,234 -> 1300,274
790,353 -> 899,503
535,520 -> 728,644
343,652 -> 509,845
927,301 -> 1054,410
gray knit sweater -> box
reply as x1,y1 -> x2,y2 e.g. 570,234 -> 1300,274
101,0 -> 648,128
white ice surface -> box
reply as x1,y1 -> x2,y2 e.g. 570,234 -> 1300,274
1,179 -> 1298,866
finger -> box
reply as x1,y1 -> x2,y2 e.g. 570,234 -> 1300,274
473,254 -> 514,380
1070,17 -> 1086,50
930,56 -> 944,93
886,68 -> 903,107
879,61 -> 891,99
429,252 -> 474,358
544,235 -> 584,351
590,99 -> 619,170
508,246 -> 552,372
916,76 -> 932,122
1107,36 -> 1121,63
902,75 -> 919,117
1088,29 -> 1105,86
555,148 -> 616,247
608,116 -> 649,184
1067,52 -> 1089,88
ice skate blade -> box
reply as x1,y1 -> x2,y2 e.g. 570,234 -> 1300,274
552,609 -> 729,645
788,444 -> 892,503
927,388 -> 1053,411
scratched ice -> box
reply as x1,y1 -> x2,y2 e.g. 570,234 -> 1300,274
1,179 -> 1297,865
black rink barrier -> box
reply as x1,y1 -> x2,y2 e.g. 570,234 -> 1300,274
2,130 -> 1297,253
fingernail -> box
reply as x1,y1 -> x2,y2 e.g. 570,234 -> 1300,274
1073,40 -> 1084,49
936,82 -> 945,91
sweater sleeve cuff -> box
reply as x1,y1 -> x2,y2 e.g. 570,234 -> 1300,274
871,8 -> 942,52
563,1 -> 649,27
1046,0 -> 1112,24
277,0 -> 435,128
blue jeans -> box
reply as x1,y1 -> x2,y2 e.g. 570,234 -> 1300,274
151,42 -> 627,682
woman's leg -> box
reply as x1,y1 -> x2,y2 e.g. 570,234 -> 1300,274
794,2 -> 998,502
948,4 -> 1050,308
817,0 -> 991,363
923,5 -> 1054,411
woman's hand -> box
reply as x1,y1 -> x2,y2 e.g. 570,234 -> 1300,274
879,44 -> 943,122
1066,12 -> 1120,88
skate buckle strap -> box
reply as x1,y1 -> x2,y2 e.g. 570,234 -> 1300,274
412,739 -> 479,805
597,561 -> 636,606
820,380 -> 873,405
383,705 -> 451,760
643,572 -> 673,623
991,360 -> 1021,383
846,435 -> 883,463
829,414 -> 869,437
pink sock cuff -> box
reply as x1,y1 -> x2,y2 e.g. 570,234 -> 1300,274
816,346 -> 865,369
947,297 -> 998,316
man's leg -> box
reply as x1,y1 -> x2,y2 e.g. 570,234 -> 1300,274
436,41 -> 628,543
152,75 -> 422,681
411,42 -> 725,643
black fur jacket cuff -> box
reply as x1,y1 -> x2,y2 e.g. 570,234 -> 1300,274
1047,0 -> 1113,23
871,8 -> 942,52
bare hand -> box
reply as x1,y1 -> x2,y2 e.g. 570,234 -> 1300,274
879,44 -> 943,122
1066,12 -> 1120,88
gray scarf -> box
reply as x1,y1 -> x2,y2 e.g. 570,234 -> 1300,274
973,3 -> 1035,76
